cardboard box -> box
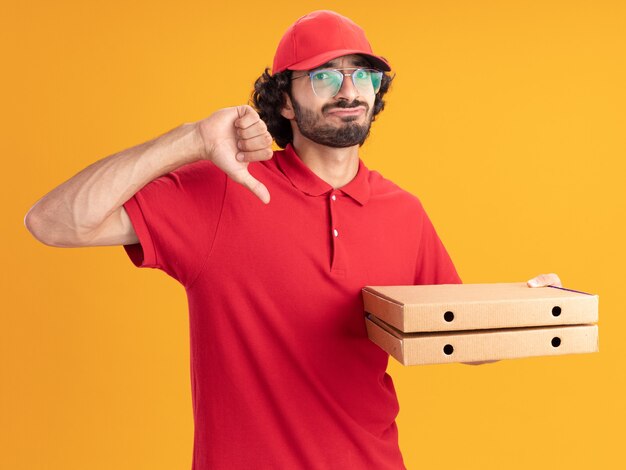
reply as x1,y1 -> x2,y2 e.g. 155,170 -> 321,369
365,314 -> 599,365
362,283 -> 599,365
362,283 -> 598,332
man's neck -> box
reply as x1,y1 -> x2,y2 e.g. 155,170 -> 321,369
291,136 -> 360,189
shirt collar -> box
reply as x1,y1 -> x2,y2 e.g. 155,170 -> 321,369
275,144 -> 371,206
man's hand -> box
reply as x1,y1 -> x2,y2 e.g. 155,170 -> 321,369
197,105 -> 274,204
526,273 -> 562,288
462,360 -> 499,365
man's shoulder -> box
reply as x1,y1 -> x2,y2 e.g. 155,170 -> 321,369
367,168 -> 426,211
172,159 -> 220,177
163,159 -> 227,188
136,159 -> 229,205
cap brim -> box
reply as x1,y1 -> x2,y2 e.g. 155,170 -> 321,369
284,49 -> 391,72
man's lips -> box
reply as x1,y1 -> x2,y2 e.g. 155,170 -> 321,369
325,106 -> 367,117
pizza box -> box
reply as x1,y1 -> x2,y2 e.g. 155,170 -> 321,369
362,283 -> 598,333
365,313 -> 599,366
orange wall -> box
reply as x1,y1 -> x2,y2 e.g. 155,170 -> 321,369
3,1 -> 624,469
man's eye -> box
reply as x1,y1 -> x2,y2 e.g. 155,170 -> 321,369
313,72 -> 330,80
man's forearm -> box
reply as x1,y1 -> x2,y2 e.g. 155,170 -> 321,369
25,122 -> 205,245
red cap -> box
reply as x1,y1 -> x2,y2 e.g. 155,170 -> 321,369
272,10 -> 391,74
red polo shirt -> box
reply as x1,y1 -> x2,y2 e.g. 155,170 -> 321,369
122,143 -> 461,469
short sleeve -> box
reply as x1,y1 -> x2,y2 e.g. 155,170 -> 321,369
122,160 -> 227,286
414,205 -> 462,285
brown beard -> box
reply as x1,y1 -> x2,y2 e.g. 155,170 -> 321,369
291,98 -> 373,148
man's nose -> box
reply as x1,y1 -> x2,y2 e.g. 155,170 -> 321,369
334,73 -> 359,101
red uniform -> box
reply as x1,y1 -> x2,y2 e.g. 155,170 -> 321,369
123,144 -> 461,469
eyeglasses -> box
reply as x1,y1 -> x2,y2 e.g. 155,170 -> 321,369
291,68 -> 383,98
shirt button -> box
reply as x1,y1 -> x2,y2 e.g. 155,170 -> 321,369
331,194 -> 337,201
333,229 -> 339,237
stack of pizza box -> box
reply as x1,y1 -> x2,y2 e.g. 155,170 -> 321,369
362,283 -> 599,365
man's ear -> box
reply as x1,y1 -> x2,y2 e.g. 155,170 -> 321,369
281,93 -> 295,120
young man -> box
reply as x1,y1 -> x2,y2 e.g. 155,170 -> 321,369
24,10 -> 561,470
